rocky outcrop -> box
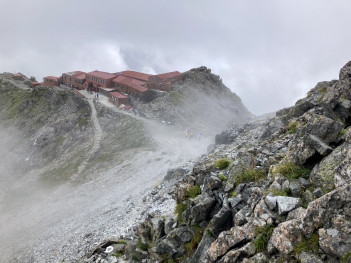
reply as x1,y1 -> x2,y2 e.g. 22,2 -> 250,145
81,61 -> 351,263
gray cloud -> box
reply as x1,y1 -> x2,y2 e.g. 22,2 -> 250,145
1,0 -> 351,114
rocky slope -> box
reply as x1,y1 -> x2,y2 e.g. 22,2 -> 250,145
135,67 -> 252,136
86,61 -> 351,263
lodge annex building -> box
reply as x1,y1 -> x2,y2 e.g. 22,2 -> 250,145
36,69 -> 183,106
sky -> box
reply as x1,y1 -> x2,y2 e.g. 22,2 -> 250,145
1,0 -> 351,115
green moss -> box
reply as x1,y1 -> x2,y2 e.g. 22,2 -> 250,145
287,121 -> 298,134
175,202 -> 188,222
274,162 -> 310,180
235,169 -> 266,184
342,252 -> 351,263
219,174 -> 227,181
137,238 -> 149,251
113,252 -> 124,258
117,239 -> 127,244
214,158 -> 231,169
340,128 -> 347,137
294,233 -> 319,255
187,185 -> 201,198
253,224 -> 275,252
230,190 -> 238,197
131,254 -> 140,261
78,117 -> 89,127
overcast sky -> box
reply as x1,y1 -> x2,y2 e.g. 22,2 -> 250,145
1,0 -> 351,114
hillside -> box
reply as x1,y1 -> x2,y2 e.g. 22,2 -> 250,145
135,66 -> 252,136
86,61 -> 351,263
0,68 -> 252,263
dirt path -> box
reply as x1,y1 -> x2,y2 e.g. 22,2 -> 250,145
75,95 -> 103,177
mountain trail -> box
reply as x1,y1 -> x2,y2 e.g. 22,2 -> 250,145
74,95 -> 103,177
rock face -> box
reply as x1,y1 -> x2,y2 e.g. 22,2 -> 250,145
81,61 -> 351,263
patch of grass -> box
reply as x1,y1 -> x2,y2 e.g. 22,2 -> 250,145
253,224 -> 275,252
78,117 -> 89,127
219,174 -> 227,181
187,185 -> 201,198
230,190 -> 238,197
180,226 -> 204,261
340,128 -> 347,137
117,239 -> 127,244
214,158 -> 231,170
175,202 -> 188,222
294,233 -> 319,255
137,238 -> 149,251
272,188 -> 292,197
235,169 -> 266,184
274,162 -> 311,180
342,252 -> 351,263
131,254 -> 140,261
287,121 -> 298,134
113,252 -> 124,258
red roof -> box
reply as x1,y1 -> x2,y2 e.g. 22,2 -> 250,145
121,70 -> 152,82
155,71 -> 183,80
44,76 -> 59,81
114,76 -> 148,93
13,73 -> 22,77
110,91 -> 128,99
88,70 -> 117,80
75,73 -> 86,80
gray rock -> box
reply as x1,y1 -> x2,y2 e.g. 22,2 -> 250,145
339,60 -> 351,80
299,177 -> 311,188
203,175 -> 222,192
298,252 -> 323,263
183,192 -> 216,224
304,134 -> 333,156
312,188 -> 323,198
264,195 -> 277,211
164,216 -> 176,235
289,180 -> 302,197
191,235 -> 216,263
276,196 -> 301,215
319,228 -> 351,259
207,203 -> 233,236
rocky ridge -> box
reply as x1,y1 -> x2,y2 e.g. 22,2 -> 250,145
85,61 -> 351,262
135,66 -> 252,136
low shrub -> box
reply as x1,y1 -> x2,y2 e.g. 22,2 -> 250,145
214,158 -> 231,169
294,233 -> 319,255
235,169 -> 266,184
272,188 -> 292,197
274,162 -> 310,180
187,185 -> 201,199
137,238 -> 149,251
253,224 -> 275,252
175,202 -> 188,222
219,174 -> 227,181
287,121 -> 298,134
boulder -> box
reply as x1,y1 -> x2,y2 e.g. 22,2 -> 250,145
339,60 -> 351,80
191,235 -> 216,263
276,196 -> 301,215
217,242 -> 256,263
268,219 -> 302,254
183,192 -> 216,225
264,195 -> 277,211
298,252 -> 323,263
304,134 -> 333,156
206,222 -> 257,262
207,203 -> 233,236
319,228 -> 351,259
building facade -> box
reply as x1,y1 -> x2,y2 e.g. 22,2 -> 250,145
109,91 -> 130,106
61,71 -> 86,89
148,71 -> 183,91
43,76 -> 60,87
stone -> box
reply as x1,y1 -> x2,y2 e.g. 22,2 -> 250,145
164,216 -> 176,235
206,222 -> 257,262
246,253 -> 268,263
319,228 -> 351,259
298,252 -> 323,263
276,196 -> 301,215
312,188 -> 323,198
289,180 -> 302,197
191,235 -> 216,263
339,60 -> 351,80
183,192 -> 216,224
207,203 -> 233,236
216,242 -> 256,263
268,219 -> 302,254
264,195 -> 277,211
304,134 -> 333,156
203,175 -> 222,192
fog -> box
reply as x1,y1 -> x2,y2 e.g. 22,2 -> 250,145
0,107 -> 212,262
